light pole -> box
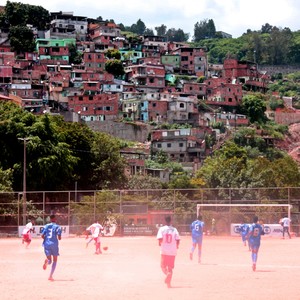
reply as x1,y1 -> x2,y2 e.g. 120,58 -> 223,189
18,137 -> 31,225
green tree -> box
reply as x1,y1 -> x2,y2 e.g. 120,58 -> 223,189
155,24 -> 167,36
144,28 -> 154,36
0,167 -> 13,192
4,1 -> 50,29
8,25 -> 35,53
105,59 -> 125,77
241,93 -> 267,123
166,28 -> 189,42
69,43 -> 83,64
130,19 -> 146,35
105,49 -> 121,59
127,174 -> 163,189
90,132 -> 127,189
193,19 -> 216,42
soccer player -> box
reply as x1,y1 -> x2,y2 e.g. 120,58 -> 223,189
189,215 -> 204,263
22,219 -> 35,249
87,221 -> 104,254
280,216 -> 291,239
239,221 -> 250,250
246,216 -> 265,271
41,215 -> 62,281
157,216 -> 180,288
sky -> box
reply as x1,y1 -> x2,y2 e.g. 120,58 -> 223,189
3,0 -> 300,39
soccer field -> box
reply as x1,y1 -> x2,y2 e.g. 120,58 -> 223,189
1,235 -> 299,300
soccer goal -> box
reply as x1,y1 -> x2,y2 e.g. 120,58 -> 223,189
196,203 -> 292,235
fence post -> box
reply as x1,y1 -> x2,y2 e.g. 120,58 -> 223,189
93,191 -> 96,221
68,191 -> 71,227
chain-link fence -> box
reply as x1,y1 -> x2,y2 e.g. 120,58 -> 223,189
1,187 -> 300,236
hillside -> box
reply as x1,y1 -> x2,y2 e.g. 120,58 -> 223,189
276,123 -> 300,164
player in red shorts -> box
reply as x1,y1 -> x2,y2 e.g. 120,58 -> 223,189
157,216 -> 180,288
22,219 -> 35,248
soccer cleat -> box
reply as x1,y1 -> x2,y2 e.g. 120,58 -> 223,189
48,277 -> 54,281
189,253 -> 193,260
43,259 -> 48,270
252,264 -> 256,271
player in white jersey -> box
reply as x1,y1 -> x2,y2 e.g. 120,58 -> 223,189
22,219 -> 35,248
86,221 -> 104,254
157,216 -> 180,288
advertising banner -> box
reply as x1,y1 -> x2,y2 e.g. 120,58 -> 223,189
18,225 -> 69,238
231,223 -> 283,237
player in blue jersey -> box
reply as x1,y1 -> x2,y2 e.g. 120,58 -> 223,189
246,216 -> 265,271
189,215 -> 205,263
41,215 -> 62,281
239,222 -> 250,250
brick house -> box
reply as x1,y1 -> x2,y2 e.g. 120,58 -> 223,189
68,92 -> 119,121
143,99 -> 169,123
171,47 -> 207,76
83,50 -> 106,73
36,38 -> 75,64
223,59 -> 269,92
88,22 -> 122,45
125,63 -> 165,91
151,128 -> 209,163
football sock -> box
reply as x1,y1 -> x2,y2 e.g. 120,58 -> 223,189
50,261 -> 57,277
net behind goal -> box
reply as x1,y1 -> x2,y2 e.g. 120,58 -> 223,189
196,203 -> 292,235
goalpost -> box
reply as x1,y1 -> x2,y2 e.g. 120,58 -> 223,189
196,203 -> 292,235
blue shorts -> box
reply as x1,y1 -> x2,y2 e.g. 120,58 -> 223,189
192,235 -> 203,244
44,243 -> 60,257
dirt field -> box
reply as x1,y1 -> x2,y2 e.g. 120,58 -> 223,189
1,235 -> 299,300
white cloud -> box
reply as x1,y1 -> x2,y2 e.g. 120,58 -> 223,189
8,0 -> 300,38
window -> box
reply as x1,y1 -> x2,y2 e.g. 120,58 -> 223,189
152,103 -> 156,107
179,142 -> 183,147
179,103 -> 185,108
167,143 -> 171,148
157,143 -> 162,148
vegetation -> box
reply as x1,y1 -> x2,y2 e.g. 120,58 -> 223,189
0,102 -> 127,192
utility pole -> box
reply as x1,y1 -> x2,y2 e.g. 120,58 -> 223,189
18,137 -> 31,225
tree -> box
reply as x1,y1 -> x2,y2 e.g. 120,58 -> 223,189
69,43 -> 83,64
144,28 -> 154,36
4,1 -> 50,29
241,94 -> 267,123
105,59 -> 125,77
261,23 -> 274,34
90,132 -> 127,189
0,168 -> 13,192
193,19 -> 216,42
155,24 -> 167,36
8,25 -> 35,53
105,49 -> 121,60
166,28 -> 189,42
130,19 -> 146,35
126,174 -> 163,189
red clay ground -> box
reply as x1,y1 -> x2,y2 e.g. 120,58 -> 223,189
0,235 -> 299,300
